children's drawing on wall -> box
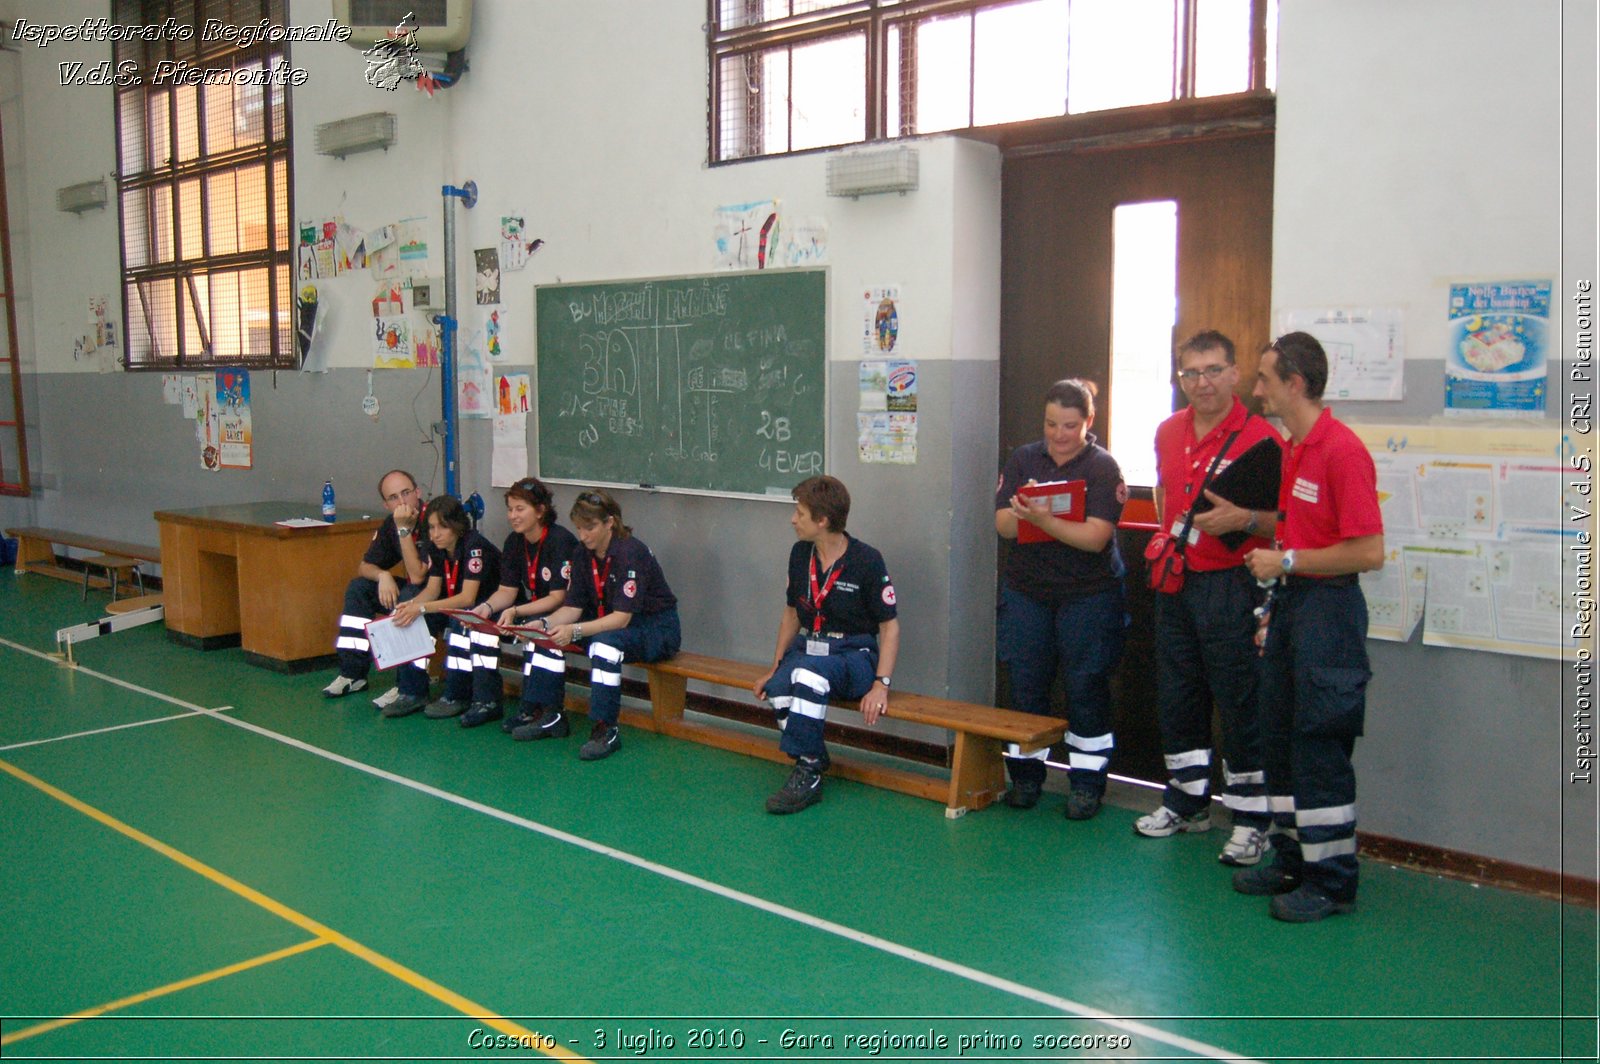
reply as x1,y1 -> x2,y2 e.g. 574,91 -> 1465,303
500,215 -> 543,272
413,318 -> 441,368
483,307 -> 505,360
459,331 -> 492,418
779,216 -> 829,267
494,372 -> 531,414
713,199 -> 780,270
397,217 -> 430,275
374,316 -> 412,364
194,373 -> 220,470
475,248 -> 501,304
163,374 -> 183,404
367,224 -> 400,277
296,284 -> 327,371
181,375 -> 201,418
336,222 -> 369,271
215,368 -> 253,469
862,285 -> 901,355
1445,280 -> 1550,418
492,413 -> 529,485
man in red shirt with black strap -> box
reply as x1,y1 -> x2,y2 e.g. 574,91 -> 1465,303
1137,331 -> 1281,866
1240,331 -> 1384,922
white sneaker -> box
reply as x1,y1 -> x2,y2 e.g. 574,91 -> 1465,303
322,675 -> 367,699
1219,825 -> 1269,866
371,687 -> 401,709
1134,806 -> 1211,837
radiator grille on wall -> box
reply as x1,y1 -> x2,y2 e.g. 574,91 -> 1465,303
314,112 -> 398,158
826,146 -> 919,198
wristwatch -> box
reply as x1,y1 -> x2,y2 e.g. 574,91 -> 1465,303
1281,549 -> 1298,575
876,675 -> 892,688
395,526 -> 412,536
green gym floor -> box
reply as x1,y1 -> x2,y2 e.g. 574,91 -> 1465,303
1,573 -> 1594,1062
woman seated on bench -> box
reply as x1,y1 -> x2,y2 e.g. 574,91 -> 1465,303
538,489 -> 681,762
754,475 -> 900,815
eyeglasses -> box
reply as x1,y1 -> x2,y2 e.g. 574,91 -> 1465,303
1176,365 -> 1232,384
382,485 -> 420,503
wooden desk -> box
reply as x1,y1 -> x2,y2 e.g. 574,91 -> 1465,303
154,502 -> 382,672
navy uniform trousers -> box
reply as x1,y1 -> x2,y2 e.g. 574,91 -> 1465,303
997,584 -> 1126,796
581,609 -> 682,727
763,633 -> 879,768
1153,566 -> 1269,829
335,577 -> 424,680
1257,577 -> 1370,901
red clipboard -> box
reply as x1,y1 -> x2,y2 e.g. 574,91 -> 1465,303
1015,479 -> 1087,543
439,608 -> 577,652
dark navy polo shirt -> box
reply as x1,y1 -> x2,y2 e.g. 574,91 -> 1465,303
784,535 -> 898,638
565,535 -> 677,618
995,435 -> 1126,604
498,523 -> 580,602
425,529 -> 502,607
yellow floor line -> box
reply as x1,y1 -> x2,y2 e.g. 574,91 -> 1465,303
1,938 -> 329,1046
0,758 -> 589,1062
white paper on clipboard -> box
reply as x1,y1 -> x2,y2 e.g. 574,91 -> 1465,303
365,615 -> 435,671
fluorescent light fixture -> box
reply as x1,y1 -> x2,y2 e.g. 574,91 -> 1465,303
56,178 -> 108,214
826,146 -> 919,199
314,112 -> 398,158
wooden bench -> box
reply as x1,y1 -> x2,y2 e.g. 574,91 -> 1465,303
631,652 -> 1065,818
7,527 -> 161,592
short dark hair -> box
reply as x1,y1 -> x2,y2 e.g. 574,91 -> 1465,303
1043,378 -> 1097,420
1265,331 -> 1329,400
793,475 -> 850,534
570,488 -> 631,539
505,476 -> 555,527
1177,330 -> 1236,365
376,469 -> 417,497
426,494 -> 470,538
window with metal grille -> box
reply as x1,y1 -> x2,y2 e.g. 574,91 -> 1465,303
115,0 -> 294,369
710,0 -> 1277,163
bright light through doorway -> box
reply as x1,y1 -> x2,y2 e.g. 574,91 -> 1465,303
1110,200 -> 1177,488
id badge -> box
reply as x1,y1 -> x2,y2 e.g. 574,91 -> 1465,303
806,638 -> 830,657
1171,518 -> 1201,547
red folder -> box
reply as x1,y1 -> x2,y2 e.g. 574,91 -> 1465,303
1015,479 -> 1087,543
438,608 -> 573,649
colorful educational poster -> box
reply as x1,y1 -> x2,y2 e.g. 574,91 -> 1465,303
862,285 -> 901,355
857,411 -> 917,464
492,413 -> 529,486
1351,422 -> 1580,659
886,360 -> 917,412
1444,280 -> 1550,417
1278,306 -> 1404,401
194,373 -> 220,470
214,368 -> 252,469
713,199 -> 780,270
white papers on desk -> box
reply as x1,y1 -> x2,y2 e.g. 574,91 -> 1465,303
365,616 -> 435,671
274,517 -> 331,528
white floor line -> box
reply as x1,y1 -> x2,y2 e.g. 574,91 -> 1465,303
0,636 -> 1259,1063
0,708 -> 231,752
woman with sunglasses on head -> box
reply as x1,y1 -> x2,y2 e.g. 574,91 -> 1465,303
383,495 -> 502,721
538,489 -> 681,761
474,477 -> 583,741
995,378 -> 1129,821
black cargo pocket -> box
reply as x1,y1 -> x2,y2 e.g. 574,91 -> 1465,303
1299,666 -> 1369,738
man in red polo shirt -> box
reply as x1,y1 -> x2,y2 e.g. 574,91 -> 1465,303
1239,331 -> 1384,922
1136,331 -> 1281,866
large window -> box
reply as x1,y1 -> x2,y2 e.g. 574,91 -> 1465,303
115,0 -> 294,369
711,0 -> 1276,162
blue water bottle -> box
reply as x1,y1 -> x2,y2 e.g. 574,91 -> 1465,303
321,478 -> 336,522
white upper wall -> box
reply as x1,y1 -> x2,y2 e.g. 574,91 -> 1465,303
1272,0 -> 1572,360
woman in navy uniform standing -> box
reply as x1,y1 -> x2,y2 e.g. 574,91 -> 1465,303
539,490 -> 681,761
994,378 -> 1128,820
384,495 -> 502,721
754,475 -> 899,815
473,477 -> 583,740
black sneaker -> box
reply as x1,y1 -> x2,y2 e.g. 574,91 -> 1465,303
424,697 -> 468,719
578,722 -> 620,760
501,707 -> 538,734
459,701 -> 504,728
380,693 -> 428,718
1270,883 -> 1356,923
1064,790 -> 1102,820
1002,779 -> 1042,809
513,708 -> 570,742
765,763 -> 824,814
1232,862 -> 1301,897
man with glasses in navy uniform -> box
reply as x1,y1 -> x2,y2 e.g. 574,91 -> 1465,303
322,469 -> 430,705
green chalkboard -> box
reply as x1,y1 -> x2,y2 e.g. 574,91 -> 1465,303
534,270 -> 827,496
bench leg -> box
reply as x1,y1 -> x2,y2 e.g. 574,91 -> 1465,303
946,732 -> 1008,818
646,670 -> 688,726
14,536 -> 53,575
